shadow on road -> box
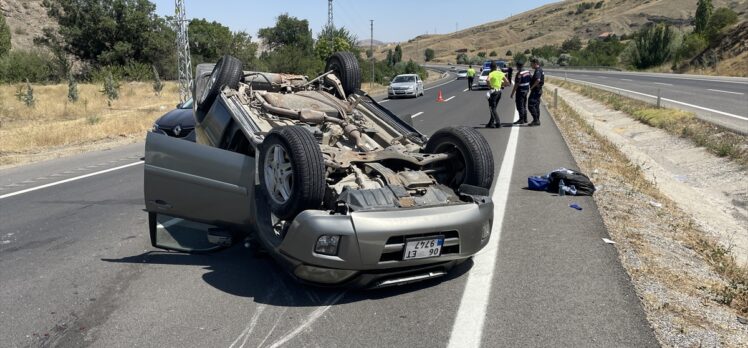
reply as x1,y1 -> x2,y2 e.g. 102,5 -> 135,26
102,245 -> 472,308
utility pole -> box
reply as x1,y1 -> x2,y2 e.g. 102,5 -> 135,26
175,0 -> 192,104
327,0 -> 334,46
370,19 -> 374,88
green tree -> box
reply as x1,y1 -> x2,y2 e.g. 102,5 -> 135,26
489,50 -> 497,57
314,25 -> 357,61
258,13 -> 314,53
694,0 -> 713,34
189,19 -> 234,63
677,33 -> 708,60
561,36 -> 582,52
477,51 -> 486,58
0,14 -> 10,56
630,24 -> 673,69
505,50 -> 512,56
455,53 -> 469,64
393,44 -> 403,64
523,49 -> 531,54
386,49 -> 393,65
424,48 -> 435,62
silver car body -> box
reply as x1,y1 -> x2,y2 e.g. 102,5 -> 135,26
387,74 -> 424,98
144,60 -> 494,288
476,69 -> 490,89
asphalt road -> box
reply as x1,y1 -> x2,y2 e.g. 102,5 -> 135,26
544,69 -> 748,134
0,75 -> 659,347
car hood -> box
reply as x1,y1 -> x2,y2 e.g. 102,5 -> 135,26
478,75 -> 489,80
155,108 -> 195,129
390,82 -> 416,88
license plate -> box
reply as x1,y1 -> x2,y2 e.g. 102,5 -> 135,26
403,236 -> 444,260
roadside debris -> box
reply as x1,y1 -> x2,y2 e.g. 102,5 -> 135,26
648,201 -> 663,208
570,203 -> 583,210
602,238 -> 616,244
527,167 -> 596,196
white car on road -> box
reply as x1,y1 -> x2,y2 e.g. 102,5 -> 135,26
388,74 -> 424,98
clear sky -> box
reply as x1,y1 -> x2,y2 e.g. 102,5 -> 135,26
152,0 -> 559,43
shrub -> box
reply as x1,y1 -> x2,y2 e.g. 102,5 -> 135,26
0,14 -> 10,56
424,48 -> 435,62
489,51 -> 497,57
101,72 -> 120,107
15,80 -> 36,108
477,51 -> 487,58
152,66 -> 164,96
505,50 -> 512,56
677,33 -> 708,60
630,24 -> 674,69
0,50 -> 55,83
67,72 -> 79,103
705,7 -> 738,42
456,53 -> 469,64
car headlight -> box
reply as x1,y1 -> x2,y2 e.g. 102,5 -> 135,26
315,235 -> 340,255
151,123 -> 159,132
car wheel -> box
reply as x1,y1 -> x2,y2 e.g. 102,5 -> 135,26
196,55 -> 243,113
259,126 -> 326,220
424,126 -> 494,189
325,52 -> 361,97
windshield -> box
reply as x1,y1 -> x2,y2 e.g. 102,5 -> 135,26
458,70 -> 467,73
393,76 -> 415,83
481,70 -> 490,76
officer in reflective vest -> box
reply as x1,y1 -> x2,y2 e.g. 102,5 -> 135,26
528,58 -> 544,126
486,61 -> 510,128
510,61 -> 531,125
466,65 -> 476,91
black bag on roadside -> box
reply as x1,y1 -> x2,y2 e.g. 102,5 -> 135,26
548,170 -> 596,196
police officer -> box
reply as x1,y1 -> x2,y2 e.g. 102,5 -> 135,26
466,65 -> 476,90
527,58 -> 544,126
486,61 -> 510,128
510,61 -> 531,125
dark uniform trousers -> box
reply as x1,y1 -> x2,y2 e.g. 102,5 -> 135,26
528,89 -> 542,123
467,76 -> 474,90
488,90 -> 502,126
515,90 -> 528,122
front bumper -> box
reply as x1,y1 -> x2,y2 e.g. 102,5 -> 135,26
275,200 -> 494,287
388,90 -> 417,97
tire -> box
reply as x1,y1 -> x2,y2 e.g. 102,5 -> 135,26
325,52 -> 361,97
259,126 -> 326,220
424,126 -> 494,189
196,55 -> 243,113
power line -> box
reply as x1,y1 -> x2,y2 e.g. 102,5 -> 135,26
328,0 -> 334,45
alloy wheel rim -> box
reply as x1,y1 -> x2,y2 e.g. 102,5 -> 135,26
263,144 -> 293,204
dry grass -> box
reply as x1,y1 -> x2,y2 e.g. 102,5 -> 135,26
549,78 -> 748,166
0,81 -> 180,165
547,95 -> 748,340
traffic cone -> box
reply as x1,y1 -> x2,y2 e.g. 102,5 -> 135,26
436,89 -> 444,102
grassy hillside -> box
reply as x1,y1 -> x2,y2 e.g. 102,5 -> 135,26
0,0 -> 55,51
380,0 -> 747,63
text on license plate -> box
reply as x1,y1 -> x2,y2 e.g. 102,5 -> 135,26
403,236 -> 444,260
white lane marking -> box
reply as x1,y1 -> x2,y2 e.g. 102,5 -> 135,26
266,291 -> 346,348
560,77 -> 748,121
620,78 -> 633,81
379,99 -> 390,103
425,79 -> 458,91
448,110 -> 520,348
412,112 -> 424,118
598,76 -> 608,79
463,88 -> 469,92
708,88 -> 745,95
444,96 -> 456,102
654,82 -> 673,86
0,161 -> 143,200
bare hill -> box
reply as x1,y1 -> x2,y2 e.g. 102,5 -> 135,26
384,0 -> 748,63
0,0 -> 55,51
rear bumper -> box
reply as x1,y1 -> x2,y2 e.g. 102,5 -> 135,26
275,200 -> 493,287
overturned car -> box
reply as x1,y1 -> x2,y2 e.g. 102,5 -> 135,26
144,52 -> 495,287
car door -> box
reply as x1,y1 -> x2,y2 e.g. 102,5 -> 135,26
143,132 -> 256,251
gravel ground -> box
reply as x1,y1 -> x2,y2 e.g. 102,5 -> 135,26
545,84 -> 748,347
